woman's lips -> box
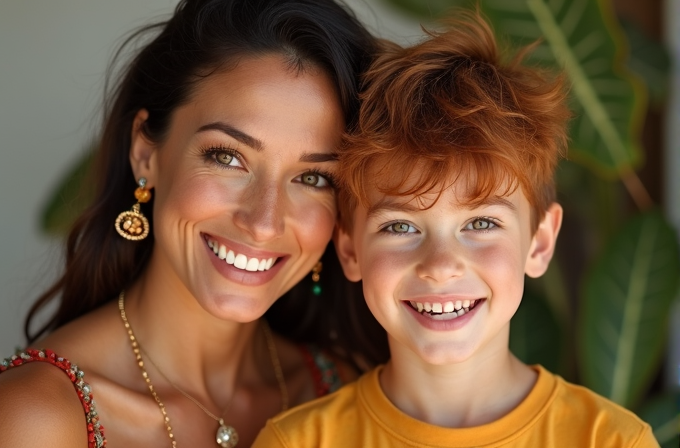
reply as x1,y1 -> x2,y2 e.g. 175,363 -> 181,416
202,233 -> 288,286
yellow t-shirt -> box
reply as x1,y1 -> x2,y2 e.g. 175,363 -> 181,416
253,365 -> 659,448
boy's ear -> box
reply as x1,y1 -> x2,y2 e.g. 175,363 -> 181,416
333,225 -> 362,282
525,202 -> 563,278
129,109 -> 158,187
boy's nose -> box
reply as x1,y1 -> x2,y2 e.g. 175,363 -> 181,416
232,181 -> 286,242
415,241 -> 466,283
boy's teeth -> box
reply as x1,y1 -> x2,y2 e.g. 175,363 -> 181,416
211,241 -> 277,272
411,299 -> 481,318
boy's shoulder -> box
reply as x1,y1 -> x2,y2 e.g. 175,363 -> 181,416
253,366 -> 374,448
525,365 -> 657,447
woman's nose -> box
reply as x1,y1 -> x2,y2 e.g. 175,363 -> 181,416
232,181 -> 286,242
415,238 -> 466,283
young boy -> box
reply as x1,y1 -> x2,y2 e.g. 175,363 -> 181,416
253,11 -> 658,448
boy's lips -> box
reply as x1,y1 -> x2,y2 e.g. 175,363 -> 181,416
202,233 -> 288,286
402,298 -> 486,330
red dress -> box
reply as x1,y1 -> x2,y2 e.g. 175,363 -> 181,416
1,346 -> 342,447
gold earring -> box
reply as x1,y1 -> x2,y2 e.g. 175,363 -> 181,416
115,177 -> 151,241
311,261 -> 322,296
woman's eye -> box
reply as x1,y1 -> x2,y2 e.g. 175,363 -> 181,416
466,218 -> 496,231
214,150 -> 241,167
299,171 -> 331,188
384,222 -> 416,234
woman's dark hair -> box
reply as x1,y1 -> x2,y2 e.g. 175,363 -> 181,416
26,0 -> 388,369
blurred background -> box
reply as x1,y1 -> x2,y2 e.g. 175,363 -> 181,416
1,0 -> 678,445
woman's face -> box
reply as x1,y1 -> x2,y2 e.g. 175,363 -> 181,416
134,55 -> 344,322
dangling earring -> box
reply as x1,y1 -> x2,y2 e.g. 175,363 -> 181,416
311,261 -> 322,296
115,177 -> 151,241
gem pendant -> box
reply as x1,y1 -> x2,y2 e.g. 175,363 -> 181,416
216,420 -> 239,448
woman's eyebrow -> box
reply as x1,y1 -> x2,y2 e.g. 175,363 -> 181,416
299,152 -> 338,163
196,121 -> 263,151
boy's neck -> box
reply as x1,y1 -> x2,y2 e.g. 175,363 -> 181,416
379,333 -> 537,428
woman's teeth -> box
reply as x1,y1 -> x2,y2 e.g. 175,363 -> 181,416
208,239 -> 276,272
410,299 -> 479,320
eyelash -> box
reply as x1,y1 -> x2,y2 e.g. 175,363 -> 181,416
379,221 -> 417,235
378,216 -> 502,235
200,146 -> 241,168
200,146 -> 337,190
464,217 -> 502,232
298,168 -> 338,190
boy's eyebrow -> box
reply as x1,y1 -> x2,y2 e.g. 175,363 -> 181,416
366,196 -> 518,218
366,199 -> 422,218
463,196 -> 518,213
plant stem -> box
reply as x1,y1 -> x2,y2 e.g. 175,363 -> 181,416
620,168 -> 654,211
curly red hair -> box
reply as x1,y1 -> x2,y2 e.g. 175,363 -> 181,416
338,10 -> 571,233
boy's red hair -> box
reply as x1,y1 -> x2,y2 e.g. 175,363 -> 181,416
338,10 -> 571,232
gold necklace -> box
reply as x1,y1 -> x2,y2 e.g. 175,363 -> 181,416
118,291 -> 289,448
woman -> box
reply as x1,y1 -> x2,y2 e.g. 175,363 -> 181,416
0,1 -> 388,447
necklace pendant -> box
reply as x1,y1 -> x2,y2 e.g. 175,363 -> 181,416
216,422 -> 239,448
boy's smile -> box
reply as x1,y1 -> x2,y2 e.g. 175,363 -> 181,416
336,176 -> 561,365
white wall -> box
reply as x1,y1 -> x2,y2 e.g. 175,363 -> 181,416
0,1 -> 422,355
664,0 -> 680,389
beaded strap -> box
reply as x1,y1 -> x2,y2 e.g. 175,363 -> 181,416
300,345 -> 343,397
0,349 -> 106,448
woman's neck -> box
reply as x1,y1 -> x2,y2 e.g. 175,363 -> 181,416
122,253 -> 266,410
379,332 -> 537,428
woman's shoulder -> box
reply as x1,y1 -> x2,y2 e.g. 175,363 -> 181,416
0,349 -> 105,447
299,344 -> 357,397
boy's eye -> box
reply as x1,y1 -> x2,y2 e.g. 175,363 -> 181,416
300,172 -> 329,188
384,222 -> 417,234
466,218 -> 497,231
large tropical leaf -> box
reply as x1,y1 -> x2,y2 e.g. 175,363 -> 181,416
637,392 -> 680,448
620,20 -> 670,108
40,148 -> 95,235
578,210 -> 680,408
509,287 -> 564,373
381,0 -> 647,176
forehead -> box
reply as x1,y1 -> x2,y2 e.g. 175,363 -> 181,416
171,54 -> 344,146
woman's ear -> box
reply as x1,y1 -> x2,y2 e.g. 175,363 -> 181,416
129,109 -> 158,187
525,202 -> 563,278
333,225 -> 362,282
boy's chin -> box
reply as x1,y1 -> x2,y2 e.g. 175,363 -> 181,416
406,339 -> 479,366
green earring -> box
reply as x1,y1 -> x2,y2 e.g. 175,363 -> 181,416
311,261 -> 322,296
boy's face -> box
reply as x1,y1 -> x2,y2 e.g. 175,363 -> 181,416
335,174 -> 562,365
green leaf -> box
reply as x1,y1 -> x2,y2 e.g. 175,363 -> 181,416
510,287 -> 564,373
578,210 -> 680,408
40,148 -> 95,236
637,392 -> 680,448
620,20 -> 670,107
482,0 -> 646,176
